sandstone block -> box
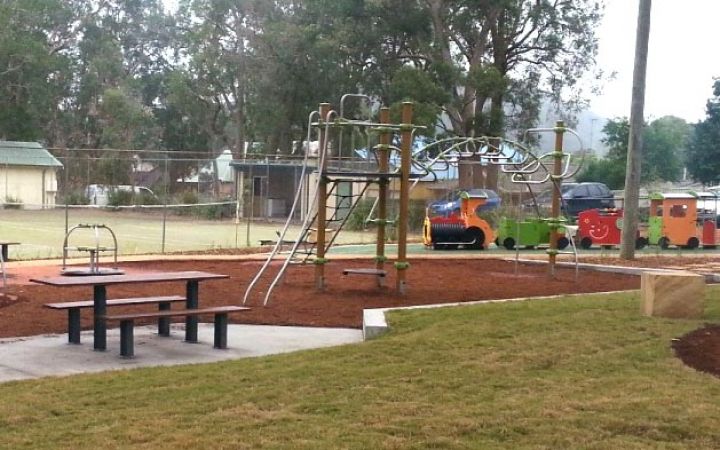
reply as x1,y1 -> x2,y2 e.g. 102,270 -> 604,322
641,271 -> 705,319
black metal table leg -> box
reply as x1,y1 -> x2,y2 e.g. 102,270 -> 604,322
185,280 -> 199,342
120,319 -> 134,357
93,284 -> 107,351
1,245 -> 7,262
214,313 -> 228,349
68,308 -> 81,344
158,302 -> 171,336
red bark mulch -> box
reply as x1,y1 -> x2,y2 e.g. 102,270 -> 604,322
0,258 -> 640,339
673,325 -> 720,378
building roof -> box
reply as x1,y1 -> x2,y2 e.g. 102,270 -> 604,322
0,141 -> 63,167
230,158 -> 316,169
650,192 -> 696,200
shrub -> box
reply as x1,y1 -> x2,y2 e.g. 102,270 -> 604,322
138,191 -> 160,205
107,190 -> 133,207
196,201 -> 235,220
180,190 -> 199,205
63,191 -> 90,205
344,198 -> 375,231
3,196 -> 22,209
407,199 -> 427,232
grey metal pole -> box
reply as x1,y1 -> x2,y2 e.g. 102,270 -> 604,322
64,155 -> 69,236
235,168 -> 241,248
247,165 -> 253,247
620,0 -> 652,260
161,157 -> 168,254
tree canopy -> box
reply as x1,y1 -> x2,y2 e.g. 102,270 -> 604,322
576,116 -> 690,189
0,0 -> 605,157
687,80 -> 720,185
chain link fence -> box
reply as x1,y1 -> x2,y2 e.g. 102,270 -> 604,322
0,147 -> 373,259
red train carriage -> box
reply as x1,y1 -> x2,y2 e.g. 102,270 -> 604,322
578,208 -> 647,249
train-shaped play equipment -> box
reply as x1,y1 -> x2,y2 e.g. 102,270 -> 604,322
576,208 -> 648,250
422,190 -> 495,250
495,217 -> 569,250
647,191 -> 720,249
424,190 -> 720,251
423,190 -> 566,251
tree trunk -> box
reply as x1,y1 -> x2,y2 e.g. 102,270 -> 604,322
459,160 -> 473,189
620,0 -> 652,260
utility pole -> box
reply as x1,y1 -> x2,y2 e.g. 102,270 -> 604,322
620,0 -> 652,260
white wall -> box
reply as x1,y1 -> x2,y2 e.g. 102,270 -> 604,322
0,165 -> 58,209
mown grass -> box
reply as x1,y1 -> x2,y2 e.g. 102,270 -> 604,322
2,289 -> 720,449
0,209 -> 375,258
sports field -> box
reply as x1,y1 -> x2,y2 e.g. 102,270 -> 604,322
0,208 -> 376,259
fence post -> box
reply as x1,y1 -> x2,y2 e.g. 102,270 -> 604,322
64,154 -> 69,236
161,156 -> 168,254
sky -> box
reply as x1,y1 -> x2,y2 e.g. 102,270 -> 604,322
592,0 -> 720,123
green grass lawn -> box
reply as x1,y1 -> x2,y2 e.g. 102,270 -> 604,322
3,289 -> 720,449
0,209 -> 376,258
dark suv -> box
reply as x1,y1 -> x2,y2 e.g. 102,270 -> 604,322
525,182 -> 614,217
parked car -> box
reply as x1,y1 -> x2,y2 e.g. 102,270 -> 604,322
85,184 -> 157,206
429,188 -> 501,217
524,182 -> 614,217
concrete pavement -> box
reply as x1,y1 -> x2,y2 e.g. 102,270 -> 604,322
0,323 -> 363,383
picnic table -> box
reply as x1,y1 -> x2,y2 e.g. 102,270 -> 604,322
30,271 -> 229,351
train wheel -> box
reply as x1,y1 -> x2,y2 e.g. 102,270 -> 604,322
503,237 -> 515,250
635,237 -> 647,250
580,237 -> 592,249
432,243 -> 447,250
464,228 -> 485,250
658,237 -> 670,249
557,237 -> 570,250
446,244 -> 459,250
686,237 -> 700,249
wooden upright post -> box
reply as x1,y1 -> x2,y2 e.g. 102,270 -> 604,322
396,102 -> 413,294
315,103 -> 331,291
548,121 -> 565,278
376,108 -> 390,287
620,0 -> 652,260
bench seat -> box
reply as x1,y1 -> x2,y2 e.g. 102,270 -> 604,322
44,295 -> 186,344
259,239 -> 297,246
103,306 -> 250,357
44,295 -> 186,310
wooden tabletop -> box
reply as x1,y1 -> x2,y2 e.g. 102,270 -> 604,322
30,271 -> 229,287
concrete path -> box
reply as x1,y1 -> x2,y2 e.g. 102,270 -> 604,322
0,323 -> 363,383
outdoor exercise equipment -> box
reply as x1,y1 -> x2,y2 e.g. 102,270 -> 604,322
243,95 -> 424,306
61,224 -> 124,276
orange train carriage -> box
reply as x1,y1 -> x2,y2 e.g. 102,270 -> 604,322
647,192 -> 720,249
423,191 -> 495,250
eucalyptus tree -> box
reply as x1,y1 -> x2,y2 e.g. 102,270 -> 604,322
69,0 -> 171,150
0,0 -> 78,142
171,0 -> 270,158
424,0 -> 603,137
687,80 -> 720,185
